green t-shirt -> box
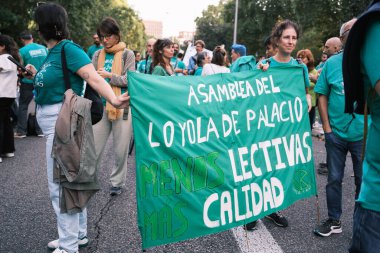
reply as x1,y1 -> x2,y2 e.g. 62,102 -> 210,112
87,44 -> 103,60
315,52 -> 364,141
20,43 -> 48,84
194,67 -> 203,76
230,55 -> 256,73
137,56 -> 152,74
99,52 -> 127,106
34,40 -> 91,105
260,57 -> 310,88
357,20 -> 380,212
151,65 -> 174,76
170,57 -> 186,76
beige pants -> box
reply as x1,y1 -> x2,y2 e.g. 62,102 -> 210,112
93,108 -> 132,188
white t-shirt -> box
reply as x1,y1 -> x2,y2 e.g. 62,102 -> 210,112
201,63 -> 230,76
0,54 -> 18,98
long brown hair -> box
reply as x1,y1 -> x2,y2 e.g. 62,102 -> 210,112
0,34 -> 21,62
152,38 -> 173,69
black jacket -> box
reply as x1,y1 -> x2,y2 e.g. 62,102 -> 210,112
343,0 -> 380,114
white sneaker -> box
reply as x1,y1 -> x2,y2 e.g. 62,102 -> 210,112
0,157 -> 2,163
3,153 -> 14,158
48,237 -> 88,250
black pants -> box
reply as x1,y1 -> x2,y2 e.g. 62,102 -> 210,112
0,97 -> 16,155
16,83 -> 42,135
309,106 -> 316,129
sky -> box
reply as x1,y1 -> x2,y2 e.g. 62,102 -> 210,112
127,0 -> 221,37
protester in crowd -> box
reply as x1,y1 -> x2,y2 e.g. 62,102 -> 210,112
258,20 -> 311,108
188,40 -> 205,75
313,18 -> 364,238
343,1 -> 380,252
193,52 -> 209,76
151,38 -> 175,76
133,50 -> 141,70
316,36 -> 343,174
14,31 -> 47,139
316,52 -> 328,72
201,46 -> 230,76
170,43 -> 186,76
92,17 -> 135,197
137,38 -> 156,74
323,37 -> 342,58
0,34 -> 19,163
26,3 -> 130,253
297,49 -> 319,129
87,33 -> 103,60
229,43 -> 256,72
174,52 -> 187,76
244,21 -> 312,230
264,35 -> 277,58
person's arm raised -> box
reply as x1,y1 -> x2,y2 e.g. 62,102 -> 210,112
76,63 -> 130,109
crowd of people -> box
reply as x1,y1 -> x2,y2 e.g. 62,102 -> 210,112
1,1 -> 379,253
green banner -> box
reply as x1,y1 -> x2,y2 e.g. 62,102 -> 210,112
128,66 -> 317,249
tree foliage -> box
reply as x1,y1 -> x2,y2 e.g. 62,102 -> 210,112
195,0 -> 371,60
0,0 -> 146,51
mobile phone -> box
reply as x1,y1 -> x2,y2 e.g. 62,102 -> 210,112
7,56 -> 34,76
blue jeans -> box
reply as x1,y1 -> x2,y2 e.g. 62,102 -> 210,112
325,132 -> 362,220
37,103 -> 87,253
349,204 -> 380,253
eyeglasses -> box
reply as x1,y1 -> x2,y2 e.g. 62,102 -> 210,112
99,34 -> 113,40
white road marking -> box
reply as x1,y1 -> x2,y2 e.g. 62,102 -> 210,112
232,220 -> 284,253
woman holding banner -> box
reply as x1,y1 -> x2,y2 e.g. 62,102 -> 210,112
258,20 -> 312,111
151,38 -> 175,76
243,19 -> 312,231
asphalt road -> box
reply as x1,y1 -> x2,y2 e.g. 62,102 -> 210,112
0,135 -> 357,253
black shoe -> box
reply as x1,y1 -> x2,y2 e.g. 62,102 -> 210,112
243,221 -> 257,231
318,167 -> 328,175
319,162 -> 328,168
110,186 -> 122,196
314,218 -> 342,237
265,212 -> 288,227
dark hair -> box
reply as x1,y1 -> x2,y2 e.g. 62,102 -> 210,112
34,2 -> 69,41
211,46 -> 227,66
97,17 -> 121,42
177,52 -> 184,59
133,50 -> 140,56
20,30 -> 33,40
196,52 -> 207,67
264,36 -> 272,47
152,38 -> 173,68
271,19 -> 300,46
0,34 -> 21,62
296,49 -> 315,72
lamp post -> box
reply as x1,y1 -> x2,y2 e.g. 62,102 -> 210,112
233,0 -> 239,44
